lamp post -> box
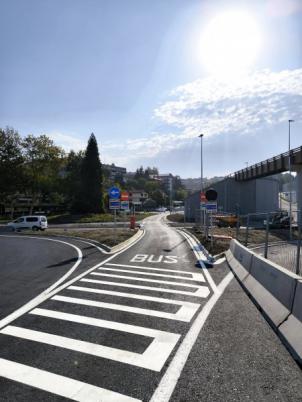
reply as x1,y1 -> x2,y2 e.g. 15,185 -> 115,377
289,119 -> 295,240
199,134 -> 204,230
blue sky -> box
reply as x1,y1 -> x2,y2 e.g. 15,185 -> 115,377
1,0 -> 301,178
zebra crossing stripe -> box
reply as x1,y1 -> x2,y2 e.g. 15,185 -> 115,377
0,358 -> 141,401
104,263 -> 205,281
51,294 -> 199,322
67,285 -> 200,322
90,272 -> 204,290
80,278 -> 210,298
99,267 -> 205,282
2,309 -> 180,371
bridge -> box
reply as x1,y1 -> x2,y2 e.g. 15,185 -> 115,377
234,146 -> 302,181
234,146 -> 302,216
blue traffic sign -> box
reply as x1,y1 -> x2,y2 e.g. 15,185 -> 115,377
109,199 -> 121,209
108,186 -> 120,199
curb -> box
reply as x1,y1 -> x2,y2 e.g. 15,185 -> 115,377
177,228 -> 214,268
109,228 -> 144,253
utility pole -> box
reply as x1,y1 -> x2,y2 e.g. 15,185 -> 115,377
199,134 -> 204,232
289,119 -> 294,240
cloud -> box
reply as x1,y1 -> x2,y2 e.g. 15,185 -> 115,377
154,69 -> 302,138
266,0 -> 302,17
48,132 -> 87,152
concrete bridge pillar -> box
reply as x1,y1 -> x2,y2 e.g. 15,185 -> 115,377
294,166 -> 302,223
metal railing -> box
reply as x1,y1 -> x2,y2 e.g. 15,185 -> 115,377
236,211 -> 301,276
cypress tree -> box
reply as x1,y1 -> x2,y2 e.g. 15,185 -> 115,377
78,133 -> 104,213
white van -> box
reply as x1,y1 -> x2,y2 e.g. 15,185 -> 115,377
7,216 -> 48,231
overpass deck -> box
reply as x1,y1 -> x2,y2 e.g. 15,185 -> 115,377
235,146 -> 302,181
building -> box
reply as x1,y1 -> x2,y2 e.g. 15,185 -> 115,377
129,190 -> 149,209
184,177 -> 279,221
103,164 -> 127,181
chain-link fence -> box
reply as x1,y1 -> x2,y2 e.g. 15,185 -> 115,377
236,211 -> 301,276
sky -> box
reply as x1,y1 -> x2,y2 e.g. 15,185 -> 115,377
1,0 -> 302,178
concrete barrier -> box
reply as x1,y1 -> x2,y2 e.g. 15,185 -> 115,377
226,240 -> 302,365
279,280 -> 302,363
226,240 -> 252,281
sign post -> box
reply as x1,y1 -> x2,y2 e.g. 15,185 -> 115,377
108,187 -> 121,245
205,189 -> 218,248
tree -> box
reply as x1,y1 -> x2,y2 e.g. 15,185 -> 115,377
63,150 -> 84,211
22,134 -> 65,214
0,127 -> 24,217
76,133 -> 104,213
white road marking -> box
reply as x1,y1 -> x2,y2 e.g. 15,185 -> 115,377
0,358 -> 141,402
3,309 -> 180,371
80,278 -> 210,298
99,266 -> 205,282
52,293 -> 199,322
0,235 -> 83,294
106,262 -> 202,278
150,271 -> 234,402
0,230 -> 145,331
178,230 -> 219,294
90,272 -> 204,290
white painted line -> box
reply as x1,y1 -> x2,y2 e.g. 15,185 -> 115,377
150,271 -> 234,402
0,358 -> 140,402
80,278 -> 210,298
90,272 -> 204,290
178,230 -> 219,294
106,262 -> 200,278
0,235 -> 83,294
52,293 -> 199,322
7,308 -> 181,371
0,228 -> 145,331
99,266 -> 205,282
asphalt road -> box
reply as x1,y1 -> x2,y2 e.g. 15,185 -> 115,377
0,214 -> 301,401
0,235 -> 109,319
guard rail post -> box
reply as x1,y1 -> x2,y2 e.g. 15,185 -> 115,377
245,214 -> 250,247
264,212 -> 270,259
296,210 -> 301,275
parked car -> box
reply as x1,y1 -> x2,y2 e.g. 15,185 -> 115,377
7,215 -> 48,231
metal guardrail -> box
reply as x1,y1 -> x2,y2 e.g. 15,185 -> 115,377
235,146 -> 302,181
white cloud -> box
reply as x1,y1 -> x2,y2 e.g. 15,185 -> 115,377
154,69 -> 302,138
48,132 -> 87,152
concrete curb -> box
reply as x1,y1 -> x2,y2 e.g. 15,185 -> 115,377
178,228 -> 214,267
226,239 -> 302,365
109,228 -> 144,253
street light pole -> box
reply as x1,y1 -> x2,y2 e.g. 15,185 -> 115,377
289,119 -> 295,241
199,134 -> 204,231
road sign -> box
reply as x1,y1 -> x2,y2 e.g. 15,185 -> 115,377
120,200 -> 130,210
109,199 -> 120,209
121,191 -> 129,201
200,192 -> 207,202
205,188 -> 218,201
108,186 -> 120,199
205,201 -> 217,212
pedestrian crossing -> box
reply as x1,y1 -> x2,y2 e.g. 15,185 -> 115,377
0,259 -> 211,401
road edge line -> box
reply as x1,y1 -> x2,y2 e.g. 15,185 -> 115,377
149,270 -> 234,402
0,228 -> 145,331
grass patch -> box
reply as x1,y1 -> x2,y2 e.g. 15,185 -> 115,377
48,212 -> 156,224
166,213 -> 184,223
21,227 -> 138,247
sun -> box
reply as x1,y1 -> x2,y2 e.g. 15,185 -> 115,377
200,10 -> 262,77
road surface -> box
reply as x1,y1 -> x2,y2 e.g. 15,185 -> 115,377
0,214 -> 301,401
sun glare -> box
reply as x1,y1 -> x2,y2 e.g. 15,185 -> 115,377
200,10 -> 262,77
